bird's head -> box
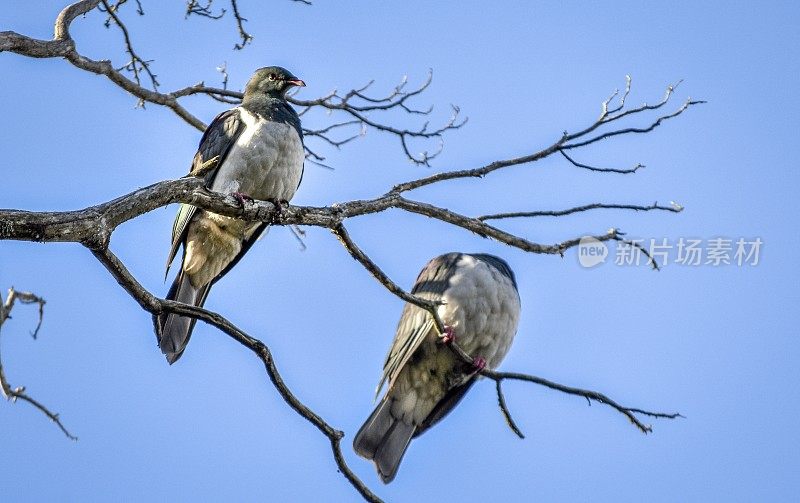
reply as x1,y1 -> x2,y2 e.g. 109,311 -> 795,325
244,66 -> 305,99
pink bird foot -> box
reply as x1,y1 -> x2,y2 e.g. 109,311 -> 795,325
267,198 -> 290,207
441,325 -> 456,344
266,198 -> 289,223
232,192 -> 254,206
472,356 -> 487,373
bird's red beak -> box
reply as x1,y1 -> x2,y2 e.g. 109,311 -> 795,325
286,79 -> 306,87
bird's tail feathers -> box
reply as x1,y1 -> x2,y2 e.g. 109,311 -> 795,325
157,270 -> 209,364
353,398 -> 416,484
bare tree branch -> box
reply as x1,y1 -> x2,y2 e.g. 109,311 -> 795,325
481,369 -> 683,434
0,177 -> 662,271
0,290 -> 46,343
185,0 -> 225,19
2,5 -> 701,495
104,0 -> 145,16
0,288 -> 77,440
88,247 -> 382,502
331,223 -> 442,313
185,0 -> 308,47
229,0 -> 253,50
562,97 -> 706,150
479,201 -> 684,221
287,72 -> 467,165
99,0 -> 159,95
560,150 -> 645,174
564,77 -> 687,144
0,1 -> 461,163
0,0 -> 206,129
495,379 -> 525,439
289,225 -> 308,250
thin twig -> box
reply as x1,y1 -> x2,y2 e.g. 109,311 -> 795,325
331,223 -> 440,312
479,202 -> 683,221
99,0 -> 159,94
185,0 -> 225,19
562,98 -> 706,150
289,225 -> 307,251
0,288 -> 76,440
480,369 -> 683,434
560,151 -> 645,174
230,0 -> 252,50
495,380 -> 525,439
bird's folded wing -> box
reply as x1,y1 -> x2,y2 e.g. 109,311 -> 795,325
377,307 -> 434,398
165,108 -> 245,274
376,253 -> 463,397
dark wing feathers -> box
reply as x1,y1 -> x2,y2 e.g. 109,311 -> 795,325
413,378 -> 476,438
377,253 -> 464,396
471,253 -> 518,290
191,107 -> 245,177
410,252 -> 463,296
165,203 -> 197,278
165,109 -> 245,274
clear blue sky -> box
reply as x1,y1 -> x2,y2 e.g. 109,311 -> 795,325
2,1 -> 799,501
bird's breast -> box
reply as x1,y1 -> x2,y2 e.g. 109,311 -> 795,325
212,111 -> 304,203
437,257 -> 521,369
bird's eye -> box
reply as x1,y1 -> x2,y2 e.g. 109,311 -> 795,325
268,73 -> 277,81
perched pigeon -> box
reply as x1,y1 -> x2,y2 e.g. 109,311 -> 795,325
354,252 -> 521,483
157,66 -> 306,364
